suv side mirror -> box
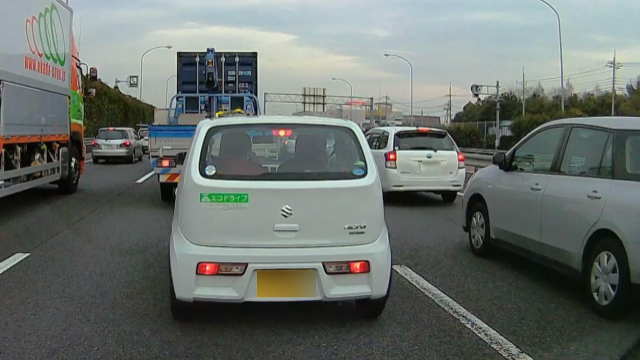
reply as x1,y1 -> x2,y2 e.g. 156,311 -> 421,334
492,152 -> 509,171
176,152 -> 187,165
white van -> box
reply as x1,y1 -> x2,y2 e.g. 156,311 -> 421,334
170,116 -> 392,320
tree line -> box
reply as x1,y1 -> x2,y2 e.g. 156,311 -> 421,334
447,77 -> 640,149
83,77 -> 154,137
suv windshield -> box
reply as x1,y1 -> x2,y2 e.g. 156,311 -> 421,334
395,131 -> 455,151
97,130 -> 128,140
199,124 -> 367,180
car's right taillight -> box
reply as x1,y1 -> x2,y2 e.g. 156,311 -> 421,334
457,152 -> 465,169
385,151 -> 397,169
323,261 -> 370,274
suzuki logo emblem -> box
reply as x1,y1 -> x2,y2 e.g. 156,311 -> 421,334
280,205 -> 293,218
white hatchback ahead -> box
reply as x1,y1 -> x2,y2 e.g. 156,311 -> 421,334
366,127 -> 466,203
170,116 -> 392,320
463,117 -> 640,317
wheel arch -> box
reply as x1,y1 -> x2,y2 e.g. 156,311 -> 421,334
581,228 -> 627,274
465,193 -> 487,225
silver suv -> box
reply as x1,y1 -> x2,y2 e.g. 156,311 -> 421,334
463,117 -> 640,317
92,127 -> 144,163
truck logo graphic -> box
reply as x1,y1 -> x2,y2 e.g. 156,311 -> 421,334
25,3 -> 67,67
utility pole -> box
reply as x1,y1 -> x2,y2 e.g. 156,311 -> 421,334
448,82 -> 453,126
496,81 -> 501,149
522,67 -> 526,120
607,50 -> 623,116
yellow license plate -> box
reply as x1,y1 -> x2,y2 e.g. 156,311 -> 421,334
256,269 -> 316,298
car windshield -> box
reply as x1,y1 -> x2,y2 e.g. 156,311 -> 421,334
395,131 -> 455,151
199,124 -> 367,180
97,130 -> 128,140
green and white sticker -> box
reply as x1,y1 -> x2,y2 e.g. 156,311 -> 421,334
200,193 -> 249,203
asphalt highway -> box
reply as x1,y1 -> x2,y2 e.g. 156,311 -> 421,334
1,159 -> 638,359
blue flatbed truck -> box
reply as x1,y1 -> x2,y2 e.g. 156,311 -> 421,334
149,49 -> 259,201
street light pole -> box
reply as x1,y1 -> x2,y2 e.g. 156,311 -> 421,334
139,45 -> 172,102
535,0 -> 565,113
165,74 -> 177,108
331,77 -> 353,121
384,53 -> 413,124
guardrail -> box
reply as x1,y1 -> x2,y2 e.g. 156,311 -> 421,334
460,148 -> 497,182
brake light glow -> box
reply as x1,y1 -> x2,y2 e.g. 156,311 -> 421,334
196,262 -> 247,276
417,127 -> 431,133
458,152 -> 465,169
121,140 -> 131,148
196,262 -> 219,275
272,129 -> 293,137
158,158 -> 176,168
385,151 -> 397,169
323,261 -> 371,274
91,139 -> 97,146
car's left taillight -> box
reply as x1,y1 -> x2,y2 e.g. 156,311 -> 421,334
121,140 -> 131,148
196,262 -> 247,276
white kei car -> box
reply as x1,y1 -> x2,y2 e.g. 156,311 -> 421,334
463,117 -> 640,317
366,127 -> 466,203
170,116 -> 392,320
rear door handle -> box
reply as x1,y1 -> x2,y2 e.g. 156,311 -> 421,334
587,191 -> 602,200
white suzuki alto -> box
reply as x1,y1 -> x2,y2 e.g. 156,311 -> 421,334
170,116 -> 391,320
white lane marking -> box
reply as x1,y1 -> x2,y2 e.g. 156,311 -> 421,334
0,253 -> 30,275
136,171 -> 155,184
393,265 -> 533,360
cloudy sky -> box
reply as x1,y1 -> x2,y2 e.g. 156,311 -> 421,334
73,0 -> 640,117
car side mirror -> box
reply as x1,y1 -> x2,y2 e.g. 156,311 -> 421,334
176,152 -> 187,165
492,152 -> 509,171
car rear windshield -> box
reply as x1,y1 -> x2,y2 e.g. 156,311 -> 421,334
394,131 -> 456,151
199,124 -> 367,180
97,130 -> 128,140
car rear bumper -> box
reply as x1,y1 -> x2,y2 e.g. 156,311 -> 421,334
381,169 -> 465,192
93,149 -> 132,157
170,224 -> 392,303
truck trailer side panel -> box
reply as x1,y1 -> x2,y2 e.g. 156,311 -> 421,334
0,81 -> 70,137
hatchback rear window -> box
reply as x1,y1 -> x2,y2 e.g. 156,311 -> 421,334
97,130 -> 128,140
199,124 -> 367,180
394,131 -> 455,151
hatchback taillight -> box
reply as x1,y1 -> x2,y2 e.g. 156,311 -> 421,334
457,152 -> 465,169
384,151 -> 397,169
121,140 -> 131,148
323,261 -> 370,274
196,262 -> 247,276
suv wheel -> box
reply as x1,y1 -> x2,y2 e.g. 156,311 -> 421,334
586,237 -> 631,318
468,201 -> 491,256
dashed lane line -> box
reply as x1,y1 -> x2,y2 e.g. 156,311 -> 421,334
136,171 -> 156,184
0,253 -> 30,275
393,265 -> 533,360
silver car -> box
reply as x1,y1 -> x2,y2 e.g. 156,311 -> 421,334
463,117 -> 640,318
92,127 -> 144,163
